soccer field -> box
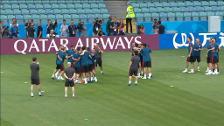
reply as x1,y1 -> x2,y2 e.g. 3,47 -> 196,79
1,49 -> 224,126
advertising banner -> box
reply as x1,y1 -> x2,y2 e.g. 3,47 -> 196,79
159,32 -> 224,49
0,35 -> 159,55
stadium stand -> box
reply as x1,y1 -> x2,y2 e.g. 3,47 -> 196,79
129,0 -> 224,22
0,0 -> 109,23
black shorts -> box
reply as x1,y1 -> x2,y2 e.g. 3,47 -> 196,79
194,56 -> 201,62
143,61 -> 151,68
65,79 -> 74,87
56,64 -> 64,71
207,56 -> 211,63
96,58 -> 102,67
75,67 -> 81,74
129,69 -> 138,76
82,65 -> 89,73
31,78 -> 40,85
211,56 -> 219,64
186,56 -> 194,63
90,64 -> 95,71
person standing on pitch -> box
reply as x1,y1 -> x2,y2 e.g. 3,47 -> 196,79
193,38 -> 202,71
30,57 -> 44,97
182,37 -> 195,73
141,43 -> 152,79
64,62 -> 76,97
128,50 -> 141,86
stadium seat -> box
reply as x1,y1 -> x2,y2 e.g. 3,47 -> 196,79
136,13 -> 144,22
199,12 -> 207,21
83,3 -> 91,9
98,3 -> 106,8
4,9 -> 13,15
38,9 -> 46,14
36,4 -> 44,9
159,12 -> 168,21
43,4 -> 51,9
91,3 -> 98,8
32,15 -> 40,20
53,9 -> 61,14
204,6 -> 213,11
151,13 -> 159,20
176,2 -> 185,7
15,15 -> 24,23
19,4 -> 28,9
0,15 -> 8,22
63,14 -> 71,20
201,1 -> 209,6
60,9 -> 70,14
139,2 -> 147,8
2,4 -> 11,9
149,7 -> 157,13
75,4 -> 82,9
7,15 -> 16,20
23,15 -> 32,20
12,4 -> 19,9
13,9 -> 21,15
183,12 -> 192,21
209,1 -> 217,6
68,9 -> 77,14
58,4 -> 67,9
193,1 -> 201,6
27,4 -> 35,9
66,4 -> 75,9
192,12 -> 200,21
175,12 -> 184,21
144,13 -> 152,21
100,8 -> 108,14
147,2 -> 154,7
21,9 -> 30,15
167,12 -> 175,21
71,14 -> 79,19
52,4 -> 59,9
207,11 -> 215,16
142,7 -> 150,13
134,8 -> 142,13
48,14 -> 56,20
132,3 -> 139,8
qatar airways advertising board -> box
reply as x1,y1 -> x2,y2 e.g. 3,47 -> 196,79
0,35 -> 159,55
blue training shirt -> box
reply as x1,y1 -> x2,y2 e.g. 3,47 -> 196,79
192,43 -> 202,56
56,50 -> 66,65
141,47 -> 152,62
66,49 -> 74,62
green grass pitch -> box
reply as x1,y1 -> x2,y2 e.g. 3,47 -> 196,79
1,49 -> 224,126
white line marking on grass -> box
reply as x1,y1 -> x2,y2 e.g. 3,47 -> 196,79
170,85 -> 174,88
84,118 -> 89,121
24,82 -> 28,84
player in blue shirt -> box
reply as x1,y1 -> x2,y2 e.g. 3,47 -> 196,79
90,48 -> 97,82
66,45 -> 75,63
206,38 -> 220,75
205,39 -> 212,73
51,46 -> 66,80
192,38 -> 202,72
182,37 -> 195,73
140,43 -> 152,79
80,46 -> 92,84
72,48 -> 81,83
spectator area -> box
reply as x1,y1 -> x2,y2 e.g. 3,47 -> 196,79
129,0 -> 224,22
0,0 -> 110,23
